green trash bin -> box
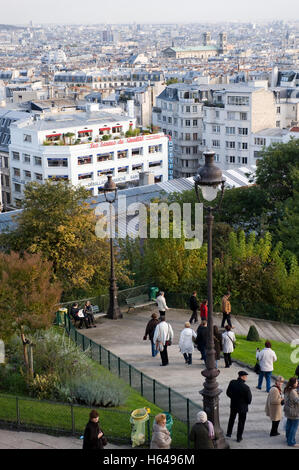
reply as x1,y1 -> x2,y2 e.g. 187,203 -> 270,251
55,308 -> 68,326
149,287 -> 159,301
162,411 -> 173,437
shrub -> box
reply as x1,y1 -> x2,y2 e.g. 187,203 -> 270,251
27,372 -> 61,400
65,375 -> 127,407
0,364 -> 27,394
246,325 -> 260,341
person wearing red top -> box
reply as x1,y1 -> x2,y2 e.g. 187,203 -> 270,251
200,300 -> 208,321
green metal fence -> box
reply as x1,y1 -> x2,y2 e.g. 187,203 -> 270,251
63,315 -> 202,448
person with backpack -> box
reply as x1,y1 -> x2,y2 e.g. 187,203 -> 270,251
189,291 -> 199,325
143,312 -> 160,357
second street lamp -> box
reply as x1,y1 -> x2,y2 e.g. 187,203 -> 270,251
103,175 -> 122,320
194,150 -> 228,449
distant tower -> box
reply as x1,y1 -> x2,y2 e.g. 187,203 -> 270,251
203,32 -> 211,46
219,32 -> 227,54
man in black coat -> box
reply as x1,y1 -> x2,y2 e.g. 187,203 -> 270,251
195,320 -> 208,362
226,371 -> 252,443
189,291 -> 199,325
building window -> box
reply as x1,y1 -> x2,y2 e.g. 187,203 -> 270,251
276,107 -> 280,114
24,170 -> 31,179
185,147 -> 191,154
97,152 -> 113,162
242,157 -> 248,164
185,120 -> 191,127
149,145 -> 162,154
23,134 -> 32,143
132,163 -> 143,171
214,154 -> 220,162
48,175 -> 69,181
13,168 -> 20,177
227,112 -> 236,120
34,156 -> 42,166
186,106 -> 190,113
240,112 -> 247,120
98,169 -> 114,177
192,106 -> 197,113
254,138 -> 266,146
148,161 -> 162,168
226,156 -> 235,163
193,133 -> 198,141
78,155 -> 92,165
238,128 -> 248,135
47,158 -> 68,167
23,154 -> 30,164
78,172 -> 93,180
185,133 -> 190,141
212,125 -> 220,133
132,148 -> 143,156
193,119 -> 198,126
117,150 -> 128,159
276,121 -> 280,127
35,173 -> 43,181
12,152 -> 19,161
212,140 -> 220,148
168,117 -> 172,124
226,141 -> 235,149
118,166 -> 129,173
14,183 -> 21,193
227,96 -> 249,106
226,127 -> 235,135
254,151 -> 261,158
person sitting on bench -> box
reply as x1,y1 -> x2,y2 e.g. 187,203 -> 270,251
70,302 -> 89,329
83,300 -> 97,328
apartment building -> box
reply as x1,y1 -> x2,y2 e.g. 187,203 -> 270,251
9,111 -> 168,206
54,70 -> 165,91
201,85 -> 277,169
153,82 -> 277,177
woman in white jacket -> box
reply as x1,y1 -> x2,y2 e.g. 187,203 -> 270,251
179,322 -> 197,366
222,325 -> 236,368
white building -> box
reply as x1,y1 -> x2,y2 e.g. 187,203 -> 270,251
153,82 -> 277,176
9,111 -> 168,206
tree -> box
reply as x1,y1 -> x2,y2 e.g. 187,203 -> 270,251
0,181 -> 130,298
0,252 -> 62,376
254,138 -> 299,209
277,169 -> 299,258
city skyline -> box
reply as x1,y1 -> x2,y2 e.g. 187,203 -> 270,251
0,0 -> 299,24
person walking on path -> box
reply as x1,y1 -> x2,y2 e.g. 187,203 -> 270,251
265,376 -> 285,437
155,292 -> 169,319
226,371 -> 252,443
143,312 -> 160,357
83,410 -> 106,450
256,341 -> 277,392
283,377 -> 299,447
153,315 -> 174,367
200,299 -> 208,322
189,411 -> 215,450
179,322 -> 197,366
195,320 -> 208,363
222,325 -> 236,368
150,413 -> 172,449
189,291 -> 199,325
213,325 -> 222,369
221,292 -> 233,328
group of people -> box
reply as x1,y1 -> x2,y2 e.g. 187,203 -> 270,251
70,300 -> 97,329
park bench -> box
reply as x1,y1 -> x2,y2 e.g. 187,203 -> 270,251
70,304 -> 106,327
125,295 -> 156,313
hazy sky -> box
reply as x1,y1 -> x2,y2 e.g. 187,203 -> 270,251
0,0 -> 298,24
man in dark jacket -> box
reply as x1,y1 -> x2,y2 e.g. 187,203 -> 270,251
83,410 -> 105,450
189,291 -> 199,325
226,371 -> 252,443
143,312 -> 160,357
195,320 -> 208,362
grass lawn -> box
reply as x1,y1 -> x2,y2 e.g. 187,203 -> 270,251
233,335 -> 298,380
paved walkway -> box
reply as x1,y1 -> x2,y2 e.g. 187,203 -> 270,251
0,429 -> 129,449
83,307 -> 299,450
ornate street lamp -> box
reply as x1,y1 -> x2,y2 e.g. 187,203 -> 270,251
103,175 -> 122,320
194,150 -> 228,449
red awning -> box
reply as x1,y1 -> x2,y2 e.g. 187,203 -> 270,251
78,129 -> 92,133
99,127 -> 111,131
46,133 -> 61,137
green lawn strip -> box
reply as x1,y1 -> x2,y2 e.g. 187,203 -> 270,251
232,336 -> 297,380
